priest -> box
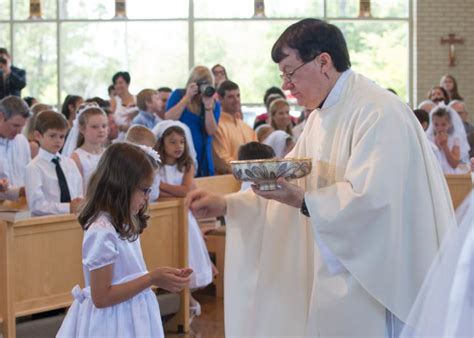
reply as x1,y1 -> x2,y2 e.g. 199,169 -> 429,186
188,18 -> 455,337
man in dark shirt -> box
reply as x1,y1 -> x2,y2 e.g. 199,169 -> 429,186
0,48 -> 27,99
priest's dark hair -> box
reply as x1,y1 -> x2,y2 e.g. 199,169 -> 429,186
271,18 -> 351,72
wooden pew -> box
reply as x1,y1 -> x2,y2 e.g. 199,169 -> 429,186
0,199 -> 189,338
445,173 -> 472,209
195,174 -> 241,298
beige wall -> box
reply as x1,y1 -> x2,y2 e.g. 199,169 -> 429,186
415,0 -> 474,114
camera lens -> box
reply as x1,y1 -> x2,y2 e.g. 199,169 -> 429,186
197,80 -> 216,98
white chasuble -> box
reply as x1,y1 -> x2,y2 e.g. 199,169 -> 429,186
224,70 -> 455,337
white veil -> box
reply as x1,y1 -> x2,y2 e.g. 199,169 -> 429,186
400,193 -> 474,338
152,120 -> 198,171
61,102 -> 100,157
425,103 -> 470,159
263,130 -> 292,158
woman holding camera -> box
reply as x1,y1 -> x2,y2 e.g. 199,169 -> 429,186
165,66 -> 221,177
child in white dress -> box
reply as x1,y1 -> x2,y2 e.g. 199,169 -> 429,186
426,104 -> 470,174
69,104 -> 108,193
154,120 -> 213,316
57,142 -> 192,338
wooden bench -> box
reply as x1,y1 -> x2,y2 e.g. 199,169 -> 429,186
195,174 -> 241,298
0,199 -> 189,338
445,173 -> 472,209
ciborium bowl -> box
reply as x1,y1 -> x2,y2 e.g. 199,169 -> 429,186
230,158 -> 312,191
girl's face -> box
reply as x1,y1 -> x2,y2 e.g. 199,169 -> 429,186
114,77 -> 129,96
442,77 -> 454,91
433,115 -> 451,134
130,177 -> 153,215
163,131 -> 185,163
273,106 -> 291,130
81,114 -> 108,145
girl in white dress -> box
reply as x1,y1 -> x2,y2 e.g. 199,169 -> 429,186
57,143 -> 192,338
426,104 -> 470,174
155,121 -> 214,316
69,105 -> 108,193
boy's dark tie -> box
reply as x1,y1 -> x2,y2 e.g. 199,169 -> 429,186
51,156 -> 71,203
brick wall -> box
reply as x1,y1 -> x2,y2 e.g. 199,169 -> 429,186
416,0 -> 474,114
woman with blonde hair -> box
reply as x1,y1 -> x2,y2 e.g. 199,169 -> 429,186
269,98 -> 293,136
165,66 -> 220,177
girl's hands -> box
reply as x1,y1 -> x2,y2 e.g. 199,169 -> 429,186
150,267 -> 192,293
435,131 -> 448,149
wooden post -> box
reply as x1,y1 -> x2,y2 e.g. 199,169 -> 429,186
115,0 -> 127,18
29,0 -> 42,20
0,221 -> 16,338
254,0 -> 266,18
359,0 -> 372,18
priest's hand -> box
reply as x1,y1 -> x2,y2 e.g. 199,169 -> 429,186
252,177 -> 304,209
186,189 -> 227,218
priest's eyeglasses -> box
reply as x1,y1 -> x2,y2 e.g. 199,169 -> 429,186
279,59 -> 314,83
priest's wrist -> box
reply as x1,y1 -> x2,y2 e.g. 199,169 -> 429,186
300,198 -> 310,217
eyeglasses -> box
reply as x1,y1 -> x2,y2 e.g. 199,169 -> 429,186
279,56 -> 318,83
141,187 -> 152,196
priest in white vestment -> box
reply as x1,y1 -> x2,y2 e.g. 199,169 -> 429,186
0,96 -> 31,201
188,19 -> 455,337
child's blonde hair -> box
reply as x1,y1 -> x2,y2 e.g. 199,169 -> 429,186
125,125 -> 156,148
77,106 -> 107,148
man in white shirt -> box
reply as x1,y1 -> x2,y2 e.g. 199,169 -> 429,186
0,95 -> 31,201
25,110 -> 83,215
187,19 -> 454,337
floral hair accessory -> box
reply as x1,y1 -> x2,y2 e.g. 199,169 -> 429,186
138,144 -> 161,163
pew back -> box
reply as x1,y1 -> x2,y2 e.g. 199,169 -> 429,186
0,199 -> 188,338
445,173 -> 472,209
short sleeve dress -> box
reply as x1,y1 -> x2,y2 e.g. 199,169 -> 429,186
57,213 -> 164,337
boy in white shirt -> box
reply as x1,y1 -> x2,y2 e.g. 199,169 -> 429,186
25,110 -> 83,215
0,95 -> 31,201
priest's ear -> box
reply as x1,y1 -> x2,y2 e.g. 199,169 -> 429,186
316,53 -> 332,68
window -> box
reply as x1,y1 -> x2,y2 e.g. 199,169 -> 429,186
1,0 -> 411,106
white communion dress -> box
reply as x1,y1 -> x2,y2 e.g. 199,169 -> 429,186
57,213 -> 164,338
72,148 -> 103,193
160,164 -> 213,289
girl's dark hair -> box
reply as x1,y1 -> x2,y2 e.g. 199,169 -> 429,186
271,18 -> 351,72
76,107 -> 107,148
112,71 -> 131,85
78,142 -> 158,242
156,126 -> 193,173
61,95 -> 83,120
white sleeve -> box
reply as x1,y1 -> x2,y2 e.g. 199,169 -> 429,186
25,164 -> 70,215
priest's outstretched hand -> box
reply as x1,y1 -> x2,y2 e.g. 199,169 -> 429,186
252,177 -> 305,209
186,189 -> 227,219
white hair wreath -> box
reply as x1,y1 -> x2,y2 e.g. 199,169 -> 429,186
137,144 -> 161,163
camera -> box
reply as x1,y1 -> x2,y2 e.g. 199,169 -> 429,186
196,80 -> 215,97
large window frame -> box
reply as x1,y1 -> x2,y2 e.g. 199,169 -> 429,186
0,0 -> 413,107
